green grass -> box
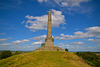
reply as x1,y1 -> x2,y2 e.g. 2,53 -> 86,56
0,51 -> 91,67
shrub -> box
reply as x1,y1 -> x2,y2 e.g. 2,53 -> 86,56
65,48 -> 68,52
13,51 -> 21,55
1,50 -> 12,59
41,43 -> 45,46
76,52 -> 100,67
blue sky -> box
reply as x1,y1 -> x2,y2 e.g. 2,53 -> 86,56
0,0 -> 100,52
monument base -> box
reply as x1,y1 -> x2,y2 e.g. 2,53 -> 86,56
35,46 -> 65,52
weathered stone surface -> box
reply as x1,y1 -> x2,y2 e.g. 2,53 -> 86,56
45,11 -> 54,47
35,46 -> 65,52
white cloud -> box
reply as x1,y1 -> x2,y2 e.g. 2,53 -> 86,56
24,9 -> 65,32
0,37 -> 12,42
12,39 -> 30,45
0,43 -> 11,46
86,26 -> 100,36
55,26 -> 100,40
38,0 -> 90,7
22,39 -> 30,42
0,35 -> 46,46
87,38 -> 100,42
30,35 -> 46,40
60,33 -> 65,37
38,0 -> 43,3
38,0 -> 48,3
61,2 -> 68,7
12,40 -> 22,44
0,39 -> 7,42
54,0 -> 90,7
86,26 -> 100,32
69,41 -> 85,45
37,0 -> 91,15
55,36 -> 66,40
87,38 -> 94,42
0,39 -> 30,46
32,41 -> 43,45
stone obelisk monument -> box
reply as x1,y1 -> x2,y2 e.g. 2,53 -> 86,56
45,11 -> 54,47
35,10 -> 65,52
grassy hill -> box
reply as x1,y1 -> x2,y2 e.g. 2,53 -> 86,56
0,51 -> 91,67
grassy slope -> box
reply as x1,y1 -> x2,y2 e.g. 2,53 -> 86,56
0,51 -> 91,67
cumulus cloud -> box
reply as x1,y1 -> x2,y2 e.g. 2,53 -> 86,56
58,43 -> 69,48
12,40 -> 22,44
38,0 -> 90,7
24,9 -> 65,32
87,38 -> 100,42
12,39 -> 30,45
0,35 -> 46,46
30,35 -> 47,45
69,41 -> 85,45
22,39 -> 30,42
0,37 -> 12,42
30,35 -> 46,40
0,39 -> 7,42
55,26 -> 100,40
0,43 -> 11,46
54,0 -> 89,7
32,41 -> 43,45
38,0 -> 48,3
87,38 -> 95,42
37,0 -> 91,15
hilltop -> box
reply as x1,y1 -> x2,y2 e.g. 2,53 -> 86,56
0,51 -> 91,67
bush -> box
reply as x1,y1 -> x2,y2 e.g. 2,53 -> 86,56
41,43 -> 45,46
65,48 -> 68,52
76,52 -> 100,67
0,50 -> 12,59
13,51 -> 21,55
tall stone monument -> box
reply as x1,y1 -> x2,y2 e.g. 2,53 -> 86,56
35,11 -> 65,52
45,11 -> 54,47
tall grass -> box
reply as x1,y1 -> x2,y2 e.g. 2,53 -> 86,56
0,51 -> 91,67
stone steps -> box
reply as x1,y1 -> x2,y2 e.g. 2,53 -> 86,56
35,46 -> 65,52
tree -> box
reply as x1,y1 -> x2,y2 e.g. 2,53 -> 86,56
76,52 -> 100,67
65,48 -> 68,52
41,43 -> 45,46
1,50 -> 12,59
13,51 -> 21,55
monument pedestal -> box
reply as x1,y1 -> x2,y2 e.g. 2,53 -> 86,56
45,37 -> 54,47
35,46 -> 65,52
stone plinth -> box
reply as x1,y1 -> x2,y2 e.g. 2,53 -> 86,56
35,46 -> 65,52
45,37 -> 54,47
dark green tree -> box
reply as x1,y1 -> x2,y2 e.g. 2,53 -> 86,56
65,48 -> 68,52
41,43 -> 45,46
1,50 -> 12,59
76,52 -> 100,67
13,51 -> 21,55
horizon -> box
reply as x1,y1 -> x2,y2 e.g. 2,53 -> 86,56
0,0 -> 100,52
